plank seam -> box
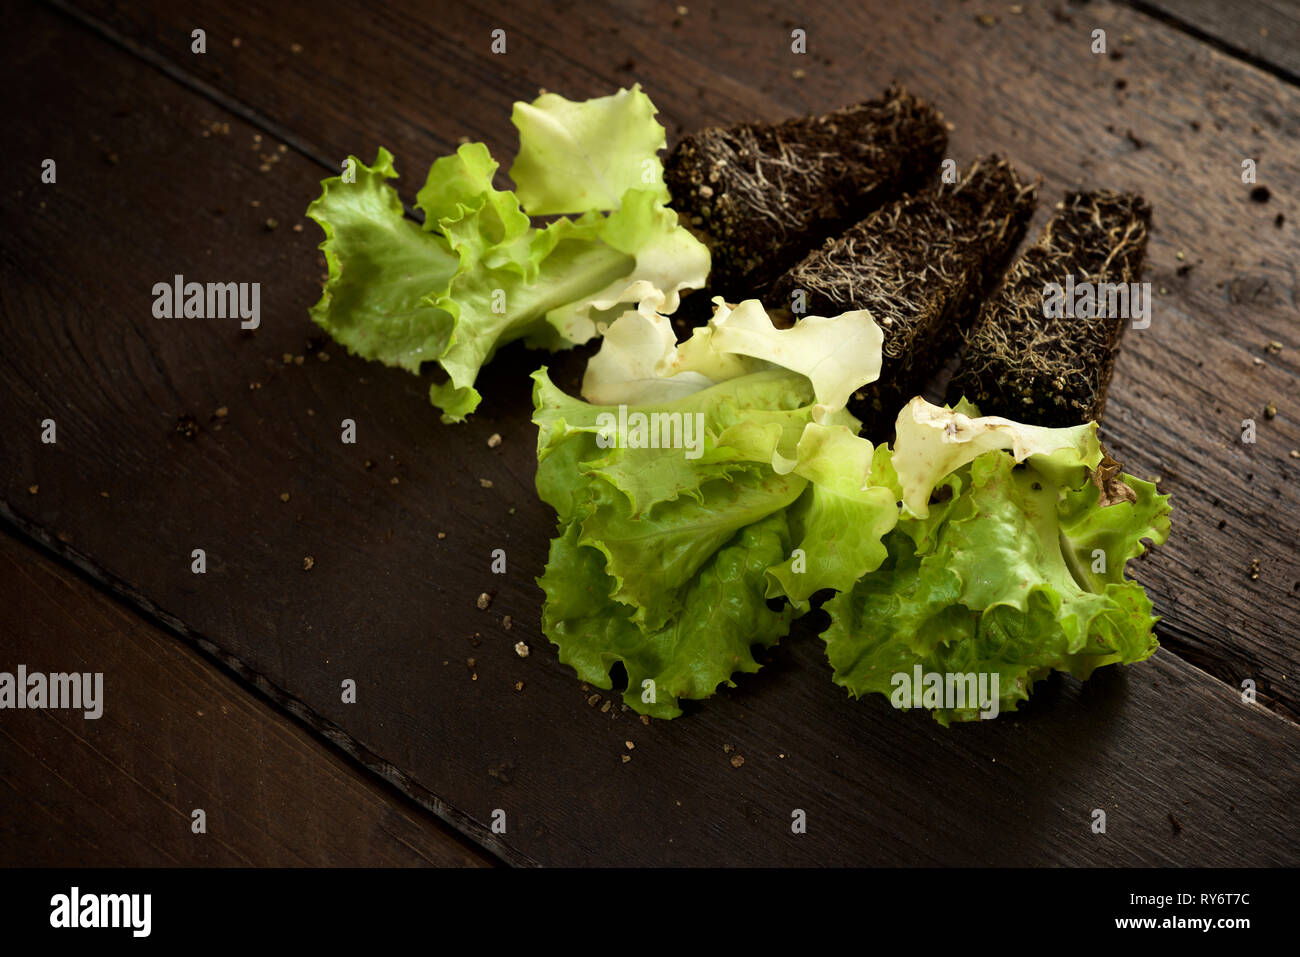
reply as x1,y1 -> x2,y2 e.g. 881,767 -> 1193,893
37,0 -> 440,216
0,506 -> 531,868
1121,0 -> 1300,88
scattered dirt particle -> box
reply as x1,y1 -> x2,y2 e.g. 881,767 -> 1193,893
722,743 -> 735,754
317,351 -> 329,362
232,37 -> 242,47
587,693 -> 602,707
640,715 -> 650,725
975,13 -> 997,27
389,476 -> 399,485
477,592 -> 492,610
1275,213 -> 1285,228
1264,402 -> 1277,419
436,531 -> 446,539
279,492 -> 290,503
290,42 -> 303,54
600,700 -> 612,713
791,68 -> 806,80
730,754 -> 745,768
1290,450 -> 1299,459
514,641 -> 529,658
514,681 -> 524,692
1266,340 -> 1283,354
363,459 -> 376,471
1124,129 -> 1143,149
622,754 -> 631,763
302,556 -> 315,571
1168,811 -> 1182,834
1248,558 -> 1261,581
176,415 -> 201,439
294,355 -> 305,365
466,657 -> 476,668
27,484 -> 38,495
479,478 -> 494,488
1250,186 -> 1271,203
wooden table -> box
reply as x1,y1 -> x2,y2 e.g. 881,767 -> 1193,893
2,0 -> 1297,867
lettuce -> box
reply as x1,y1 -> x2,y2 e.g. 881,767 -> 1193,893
532,299 -> 898,716
822,397 -> 1173,725
306,86 -> 709,422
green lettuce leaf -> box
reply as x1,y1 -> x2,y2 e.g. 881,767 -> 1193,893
509,85 -> 670,214
306,87 -> 708,423
533,299 -> 898,715
822,399 -> 1172,725
541,513 -> 795,718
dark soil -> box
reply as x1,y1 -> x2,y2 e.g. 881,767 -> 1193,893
946,190 -> 1152,426
664,84 -> 948,298
768,155 -> 1038,437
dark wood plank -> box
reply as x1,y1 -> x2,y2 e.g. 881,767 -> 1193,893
2,0 -> 1297,866
1128,0 -> 1300,84
0,530 -> 494,866
58,0 -> 1300,719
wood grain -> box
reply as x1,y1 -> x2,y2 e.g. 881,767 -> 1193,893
2,0 -> 1297,865
0,530 -> 494,866
56,0 -> 1300,718
1129,0 -> 1300,83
